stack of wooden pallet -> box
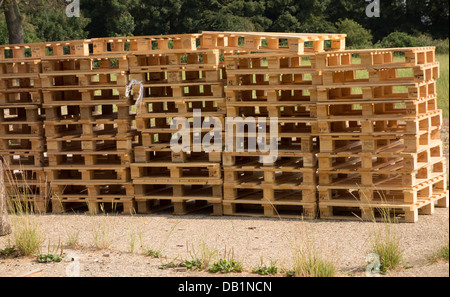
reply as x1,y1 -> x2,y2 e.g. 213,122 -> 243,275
210,32 -> 346,218
315,47 -> 448,222
0,32 -> 447,222
222,52 -> 320,218
0,56 -> 47,212
40,45 -> 137,214
129,36 -> 226,215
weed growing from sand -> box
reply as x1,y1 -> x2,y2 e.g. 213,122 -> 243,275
37,253 -> 63,263
252,258 -> 278,275
92,222 -> 113,250
208,258 -> 243,273
208,247 -> 243,274
290,221 -> 337,277
129,232 -> 136,253
291,244 -> 337,277
182,258 -> 204,271
159,261 -> 179,270
184,240 -> 218,271
0,247 -> 16,257
143,248 -> 162,259
11,215 -> 45,256
65,230 -> 80,248
430,243 -> 449,263
368,204 -> 403,274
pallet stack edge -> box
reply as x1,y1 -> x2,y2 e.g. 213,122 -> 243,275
0,32 -> 447,222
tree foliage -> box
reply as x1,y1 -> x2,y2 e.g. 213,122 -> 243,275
0,0 -> 448,48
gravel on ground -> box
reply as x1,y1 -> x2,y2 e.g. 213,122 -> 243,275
0,207 -> 448,277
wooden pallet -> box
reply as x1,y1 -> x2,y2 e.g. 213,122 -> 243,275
318,157 -> 446,187
316,109 -> 442,136
224,160 -> 316,185
318,171 -> 447,203
315,47 -> 436,69
0,34 -> 204,61
223,148 -> 318,167
131,161 -> 221,180
226,83 -> 317,101
320,63 -> 439,86
0,74 -> 41,90
45,166 -> 130,183
44,103 -> 131,122
136,97 -> 226,115
0,90 -> 42,105
0,151 -> 46,167
133,184 -> 222,215
45,135 -> 137,152
222,197 -> 317,219
0,121 -> 44,137
318,191 -> 448,223
222,152 -> 317,167
140,128 -> 224,149
0,59 -> 41,76
44,119 -> 133,138
316,80 -> 437,102
319,130 -> 441,153
224,54 -> 319,91
1,166 -> 48,206
225,132 -> 319,160
134,146 -> 221,163
4,172 -> 50,213
200,31 -> 346,54
225,52 -> 317,69
318,141 -> 444,171
41,55 -> 129,72
2,165 -> 46,182
137,112 -> 224,132
128,50 -> 224,76
50,182 -> 135,214
316,96 -> 438,119
51,196 -> 136,214
48,150 -> 132,167
226,103 -> 316,119
0,74 -> 42,92
42,88 -> 128,105
42,88 -> 130,108
134,81 -> 225,100
6,195 -> 49,214
0,137 -> 45,151
223,179 -> 316,201
91,34 -> 201,55
0,105 -> 43,123
41,72 -> 128,89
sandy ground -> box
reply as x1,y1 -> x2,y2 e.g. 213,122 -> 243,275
0,122 -> 448,278
0,207 -> 448,277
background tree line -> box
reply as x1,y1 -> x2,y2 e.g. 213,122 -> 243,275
0,0 -> 449,53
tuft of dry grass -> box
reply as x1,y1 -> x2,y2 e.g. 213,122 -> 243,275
368,207 -> 404,274
290,221 -> 338,277
11,215 -> 45,256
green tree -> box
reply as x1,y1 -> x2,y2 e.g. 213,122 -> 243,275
198,0 -> 270,32
25,9 -> 89,41
1,0 -> 25,44
298,15 -> 336,33
378,31 -> 418,48
17,0 -> 90,42
336,18 -> 373,49
83,0 -> 137,37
